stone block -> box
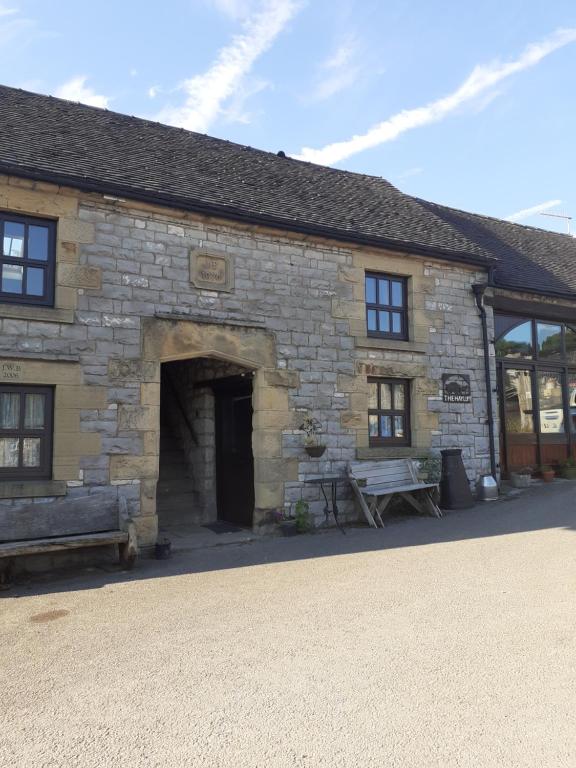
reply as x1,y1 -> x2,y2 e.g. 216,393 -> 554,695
118,405 -> 159,431
58,264 -> 101,290
263,368 -> 299,388
252,386 -> 288,412
110,455 -> 158,480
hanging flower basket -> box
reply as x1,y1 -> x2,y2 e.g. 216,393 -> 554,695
305,445 -> 326,458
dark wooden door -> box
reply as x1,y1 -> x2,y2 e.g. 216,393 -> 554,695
214,377 -> 254,526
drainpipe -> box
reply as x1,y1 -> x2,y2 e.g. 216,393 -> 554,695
472,283 -> 498,481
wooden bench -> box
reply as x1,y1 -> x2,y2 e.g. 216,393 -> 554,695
0,494 -> 138,582
347,459 -> 442,527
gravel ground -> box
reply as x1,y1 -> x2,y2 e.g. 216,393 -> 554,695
1,482 -> 576,767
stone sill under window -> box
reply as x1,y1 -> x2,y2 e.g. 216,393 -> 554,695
0,305 -> 74,324
356,446 -> 429,460
0,480 -> 67,500
355,336 -> 427,353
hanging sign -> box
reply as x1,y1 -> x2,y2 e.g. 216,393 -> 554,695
442,374 -> 471,403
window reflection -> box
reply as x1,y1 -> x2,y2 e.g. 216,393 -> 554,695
495,321 -> 533,359
504,369 -> 534,433
538,371 -> 564,434
568,373 -> 576,433
537,323 -> 562,360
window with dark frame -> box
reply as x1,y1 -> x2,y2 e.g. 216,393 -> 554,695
0,212 -> 56,306
0,385 -> 53,480
368,378 -> 410,446
365,272 -> 408,339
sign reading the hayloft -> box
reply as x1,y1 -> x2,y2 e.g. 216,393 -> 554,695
442,374 -> 471,403
190,249 -> 234,292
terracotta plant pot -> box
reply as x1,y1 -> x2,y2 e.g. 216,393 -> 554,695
305,445 -> 326,458
541,470 -> 555,483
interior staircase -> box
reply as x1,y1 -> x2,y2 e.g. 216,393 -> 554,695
156,410 -> 199,530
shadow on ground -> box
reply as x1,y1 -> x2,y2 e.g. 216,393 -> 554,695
4,479 -> 576,599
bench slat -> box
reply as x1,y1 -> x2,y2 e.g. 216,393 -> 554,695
361,482 -> 437,495
0,531 -> 128,558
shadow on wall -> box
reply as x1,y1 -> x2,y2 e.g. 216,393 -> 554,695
6,480 -> 576,599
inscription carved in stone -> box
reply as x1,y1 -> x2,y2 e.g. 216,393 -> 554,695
190,249 -> 234,292
0,361 -> 22,381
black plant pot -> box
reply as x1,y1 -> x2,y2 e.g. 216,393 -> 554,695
305,445 -> 326,458
155,538 -> 172,560
279,521 -> 299,537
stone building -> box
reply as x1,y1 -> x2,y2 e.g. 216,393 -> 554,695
0,85 -> 575,564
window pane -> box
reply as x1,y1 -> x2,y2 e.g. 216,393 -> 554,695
367,309 -> 377,331
0,393 -> 20,429
537,323 -> 562,360
392,312 -> 402,334
394,416 -> 404,438
368,382 -> 378,409
24,394 -> 45,429
378,279 -> 389,305
504,369 -> 534,433
538,371 -> 564,434
566,327 -> 576,364
3,221 -> 25,258
391,281 -> 403,307
380,415 -> 392,437
495,321 -> 533,359
28,225 -> 49,261
568,372 -> 576,433
380,383 -> 392,409
23,437 -> 41,467
365,277 -> 376,304
0,437 -> 19,467
368,414 -> 378,437
2,263 -> 23,293
378,311 -> 390,332
26,267 -> 44,296
394,384 -> 405,410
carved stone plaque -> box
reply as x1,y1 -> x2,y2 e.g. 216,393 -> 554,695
190,249 -> 234,292
0,361 -> 23,381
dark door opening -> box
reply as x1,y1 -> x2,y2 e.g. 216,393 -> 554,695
214,376 -> 254,527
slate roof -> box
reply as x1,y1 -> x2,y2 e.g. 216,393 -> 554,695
1,84 -> 575,297
418,200 -> 576,298
0,84 -> 492,265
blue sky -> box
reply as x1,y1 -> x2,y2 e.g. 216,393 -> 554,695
2,1 -> 576,231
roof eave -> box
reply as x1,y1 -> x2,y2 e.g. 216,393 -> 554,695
0,163 -> 495,269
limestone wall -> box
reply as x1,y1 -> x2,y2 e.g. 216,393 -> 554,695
0,174 -> 498,542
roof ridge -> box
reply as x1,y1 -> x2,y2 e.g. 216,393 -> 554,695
0,83 -> 400,188
413,195 -> 575,240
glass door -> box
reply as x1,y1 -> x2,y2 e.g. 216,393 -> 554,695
501,366 -> 538,471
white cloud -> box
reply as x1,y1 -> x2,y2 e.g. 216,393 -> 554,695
54,76 -> 109,109
0,4 -> 33,46
506,199 -> 562,222
148,85 -> 160,98
311,35 -> 362,101
397,166 -> 423,181
156,0 -> 300,133
0,5 -> 17,16
294,27 -> 576,166
207,0 -> 254,18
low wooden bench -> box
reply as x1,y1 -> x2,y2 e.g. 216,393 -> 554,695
347,459 -> 442,528
0,494 -> 138,582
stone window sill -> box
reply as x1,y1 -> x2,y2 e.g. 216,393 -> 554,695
0,305 -> 74,324
0,480 -> 67,499
355,336 -> 427,353
356,446 -> 429,460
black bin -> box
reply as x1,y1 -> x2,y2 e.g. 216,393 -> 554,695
440,449 -> 474,510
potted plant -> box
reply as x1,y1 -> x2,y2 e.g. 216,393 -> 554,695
510,466 -> 532,488
294,500 -> 313,533
300,416 -> 326,458
272,509 -> 298,537
560,458 -> 576,480
540,464 -> 555,483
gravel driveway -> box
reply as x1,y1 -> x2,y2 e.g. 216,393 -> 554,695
1,482 -> 575,767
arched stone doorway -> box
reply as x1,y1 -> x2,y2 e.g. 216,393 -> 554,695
133,318 -> 298,546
